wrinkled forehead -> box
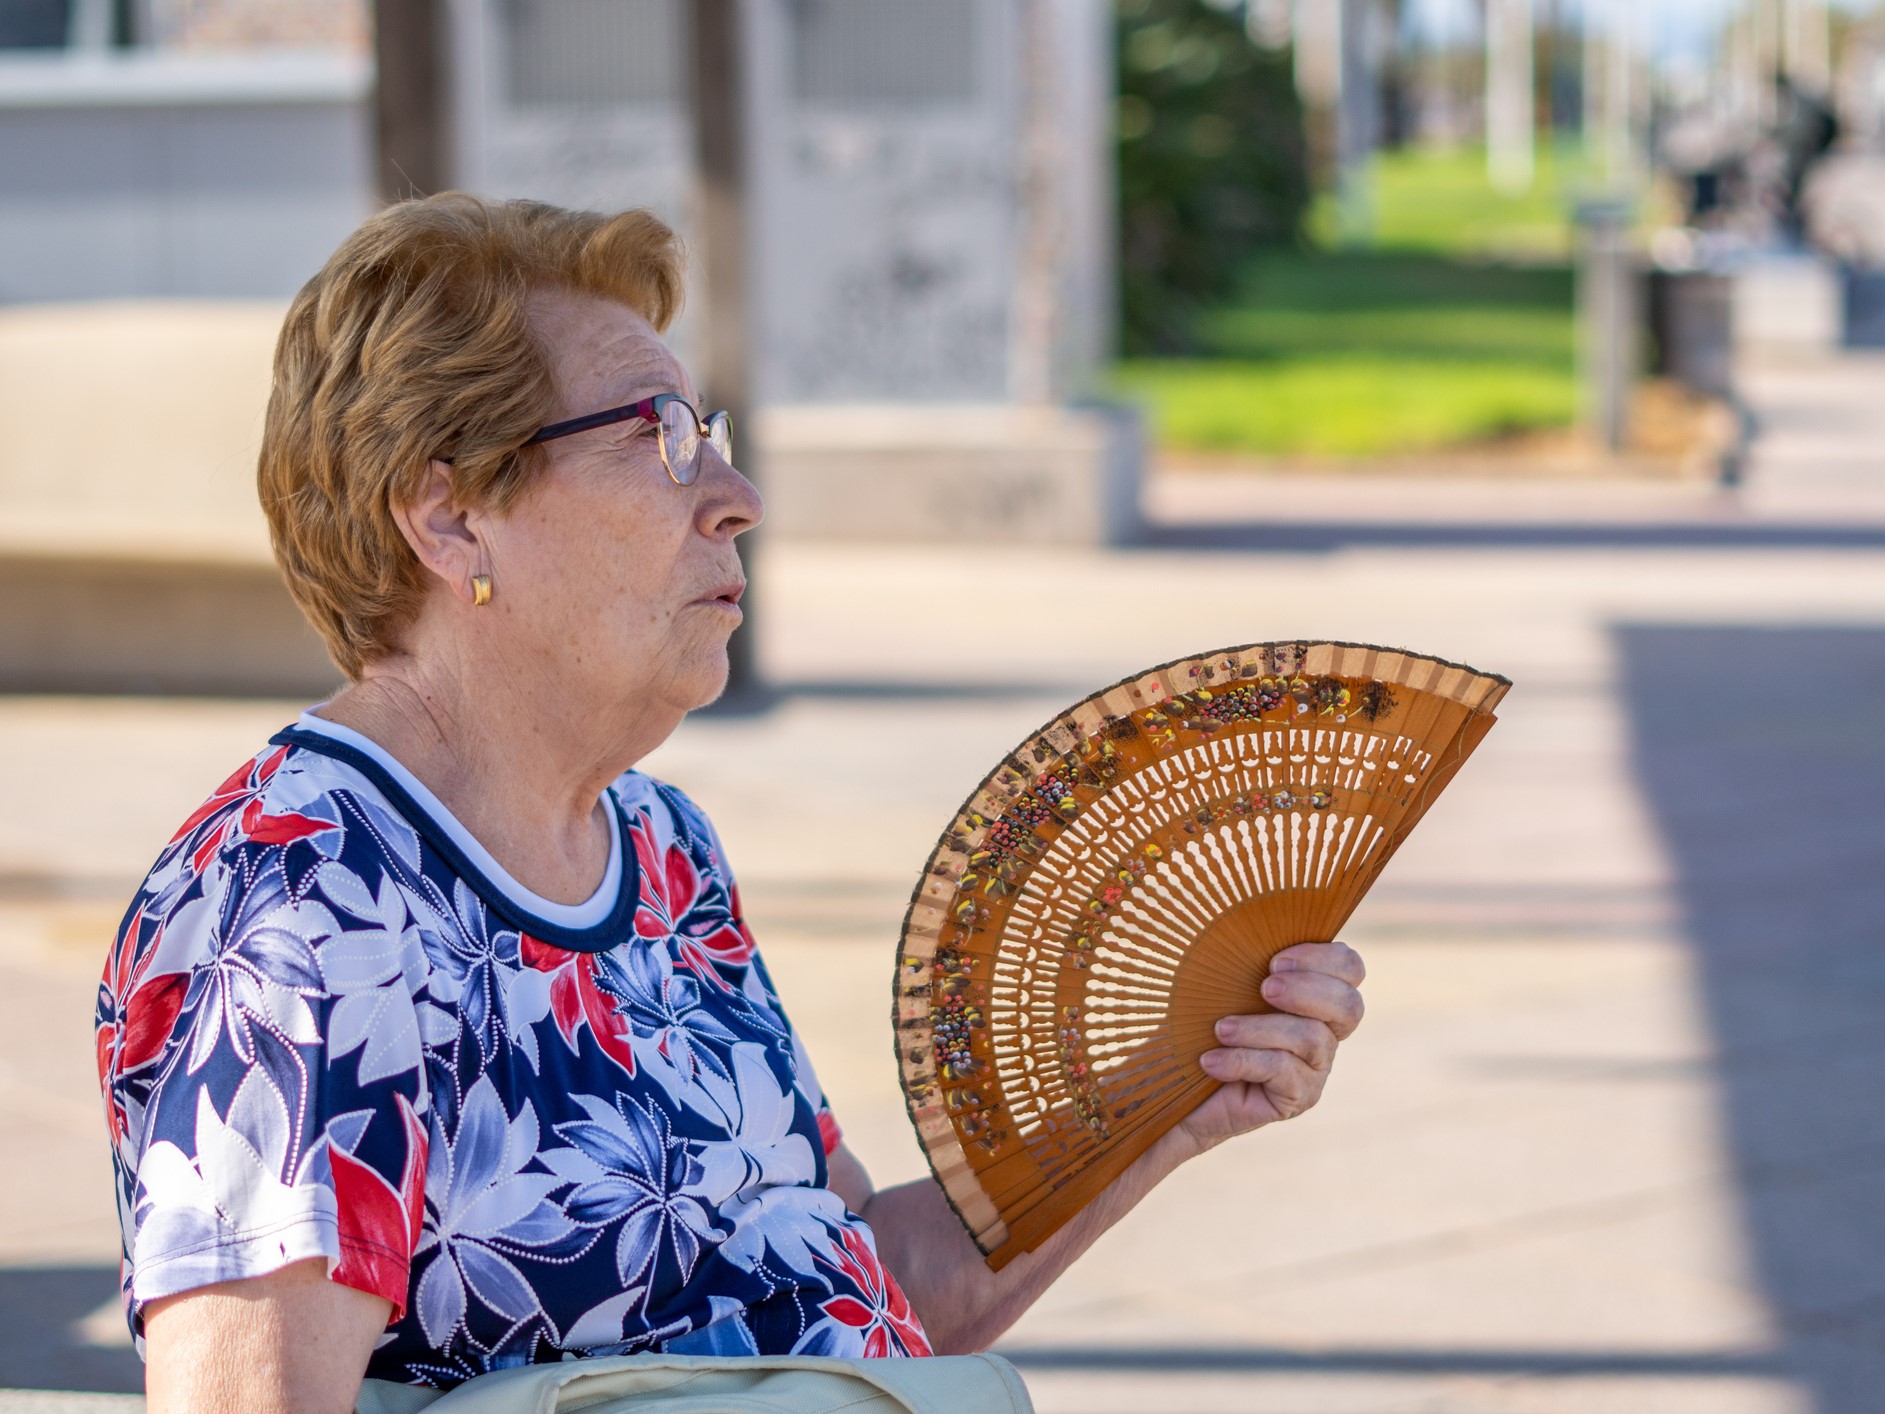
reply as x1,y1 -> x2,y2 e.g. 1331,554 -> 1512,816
527,286 -> 698,417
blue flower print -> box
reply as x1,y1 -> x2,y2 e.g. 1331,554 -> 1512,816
414,1076 -> 587,1351
553,1094 -> 723,1300
409,878 -> 551,1069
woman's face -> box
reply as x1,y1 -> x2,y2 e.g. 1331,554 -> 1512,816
477,289 -> 762,724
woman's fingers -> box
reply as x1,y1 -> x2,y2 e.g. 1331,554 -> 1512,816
1183,943 -> 1366,1147
1212,1012 -> 1337,1070
1259,966 -> 1365,1039
1198,1046 -> 1325,1120
1270,939 -> 1366,987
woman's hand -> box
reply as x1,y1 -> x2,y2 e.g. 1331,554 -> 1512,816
1172,939 -> 1367,1159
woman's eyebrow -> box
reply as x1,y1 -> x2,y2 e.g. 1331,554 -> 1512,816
606,367 -> 698,409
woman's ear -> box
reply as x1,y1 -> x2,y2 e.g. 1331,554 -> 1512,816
390,459 -> 487,605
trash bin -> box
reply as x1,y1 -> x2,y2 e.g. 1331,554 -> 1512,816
1845,267 -> 1885,349
1648,270 -> 1734,398
1575,200 -> 1641,453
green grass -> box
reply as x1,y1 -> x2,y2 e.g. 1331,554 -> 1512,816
1116,144 -> 1593,460
1114,356 -> 1576,459
1114,247 -> 1578,458
1198,250 -> 1575,364
1308,142 -> 1603,261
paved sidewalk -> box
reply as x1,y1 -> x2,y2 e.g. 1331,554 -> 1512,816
1,352 -> 1882,1411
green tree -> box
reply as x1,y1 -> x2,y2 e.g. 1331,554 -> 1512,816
1117,0 -> 1309,353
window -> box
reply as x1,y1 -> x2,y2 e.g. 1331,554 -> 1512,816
791,0 -> 976,108
505,0 -> 682,109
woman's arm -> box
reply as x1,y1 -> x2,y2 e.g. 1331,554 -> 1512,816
143,1258 -> 390,1414
831,939 -> 1366,1354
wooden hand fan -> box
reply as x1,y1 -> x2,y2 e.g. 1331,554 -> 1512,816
892,641 -> 1509,1269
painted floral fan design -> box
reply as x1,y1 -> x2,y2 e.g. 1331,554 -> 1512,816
893,641 -> 1510,1269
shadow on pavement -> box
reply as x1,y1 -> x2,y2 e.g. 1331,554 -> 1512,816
1139,522 -> 1885,553
0,1266 -> 141,1393
1617,623 -> 1885,1412
1000,1343 -> 1776,1376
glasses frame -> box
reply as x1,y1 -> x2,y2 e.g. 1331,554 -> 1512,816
522,392 -> 731,486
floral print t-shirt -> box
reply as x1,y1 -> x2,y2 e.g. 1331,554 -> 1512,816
97,713 -> 929,1386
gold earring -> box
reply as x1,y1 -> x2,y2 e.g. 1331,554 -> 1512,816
471,574 -> 492,607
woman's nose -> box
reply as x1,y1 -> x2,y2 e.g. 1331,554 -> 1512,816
697,444 -> 764,537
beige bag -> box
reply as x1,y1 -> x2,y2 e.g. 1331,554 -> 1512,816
354,1353 -> 1033,1414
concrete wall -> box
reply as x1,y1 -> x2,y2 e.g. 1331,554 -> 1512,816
446,0 -> 1116,405
0,553 -> 335,695
0,300 -> 337,695
0,300 -> 1140,692
0,3 -> 1116,397
0,50 -> 373,302
758,403 -> 1141,545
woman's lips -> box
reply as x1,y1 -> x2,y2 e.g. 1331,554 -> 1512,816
694,580 -> 746,614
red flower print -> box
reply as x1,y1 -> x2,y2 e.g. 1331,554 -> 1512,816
817,1225 -> 931,1357
331,1095 -> 428,1320
168,747 -> 289,874
166,747 -> 336,875
628,820 -> 753,988
237,795 -> 335,849
705,885 -> 761,974
520,935 -> 637,1076
95,905 -> 188,1144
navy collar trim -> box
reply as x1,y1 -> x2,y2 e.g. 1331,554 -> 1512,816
269,725 -> 640,954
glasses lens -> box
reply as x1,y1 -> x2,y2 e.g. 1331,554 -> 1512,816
707,412 -> 733,467
658,398 -> 702,486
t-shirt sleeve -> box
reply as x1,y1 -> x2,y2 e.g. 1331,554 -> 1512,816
113,850 -> 431,1329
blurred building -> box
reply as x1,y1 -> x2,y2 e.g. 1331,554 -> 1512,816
449,0 -> 1113,405
0,0 -> 1116,406
0,0 -> 374,302
0,1 -> 1132,696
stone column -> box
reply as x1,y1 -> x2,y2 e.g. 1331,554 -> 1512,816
1487,0 -> 1535,194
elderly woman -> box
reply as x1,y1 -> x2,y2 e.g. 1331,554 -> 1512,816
96,195 -> 1366,1411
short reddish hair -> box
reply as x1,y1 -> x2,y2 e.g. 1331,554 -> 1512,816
258,192 -> 686,678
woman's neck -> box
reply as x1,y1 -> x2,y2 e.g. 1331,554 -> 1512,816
315,655 -> 654,907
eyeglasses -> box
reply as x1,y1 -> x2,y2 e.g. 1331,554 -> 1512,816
523,393 -> 732,486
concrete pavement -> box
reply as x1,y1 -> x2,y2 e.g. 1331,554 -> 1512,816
3,352 -> 1884,1412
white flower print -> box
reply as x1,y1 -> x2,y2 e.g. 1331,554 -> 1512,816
414,1076 -> 584,1349
179,866 -> 331,1075
592,941 -> 739,1103
316,865 -> 429,1086
686,1043 -> 816,1207
132,1071 -> 337,1295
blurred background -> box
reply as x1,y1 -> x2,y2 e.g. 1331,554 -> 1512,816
2,1 -> 1884,1410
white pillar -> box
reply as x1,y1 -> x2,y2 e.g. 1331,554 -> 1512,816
1755,0 -> 1781,124
67,0 -> 112,49
1783,0 -> 1832,96
1294,0 -> 1342,113
1293,0 -> 1376,243
1725,7 -> 1758,131
1248,0 -> 1292,50
1336,0 -> 1377,242
1487,0 -> 1535,193
1603,0 -> 1634,187
1011,0 -> 1062,406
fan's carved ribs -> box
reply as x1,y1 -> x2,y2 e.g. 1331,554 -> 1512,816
895,642 -> 1506,1266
